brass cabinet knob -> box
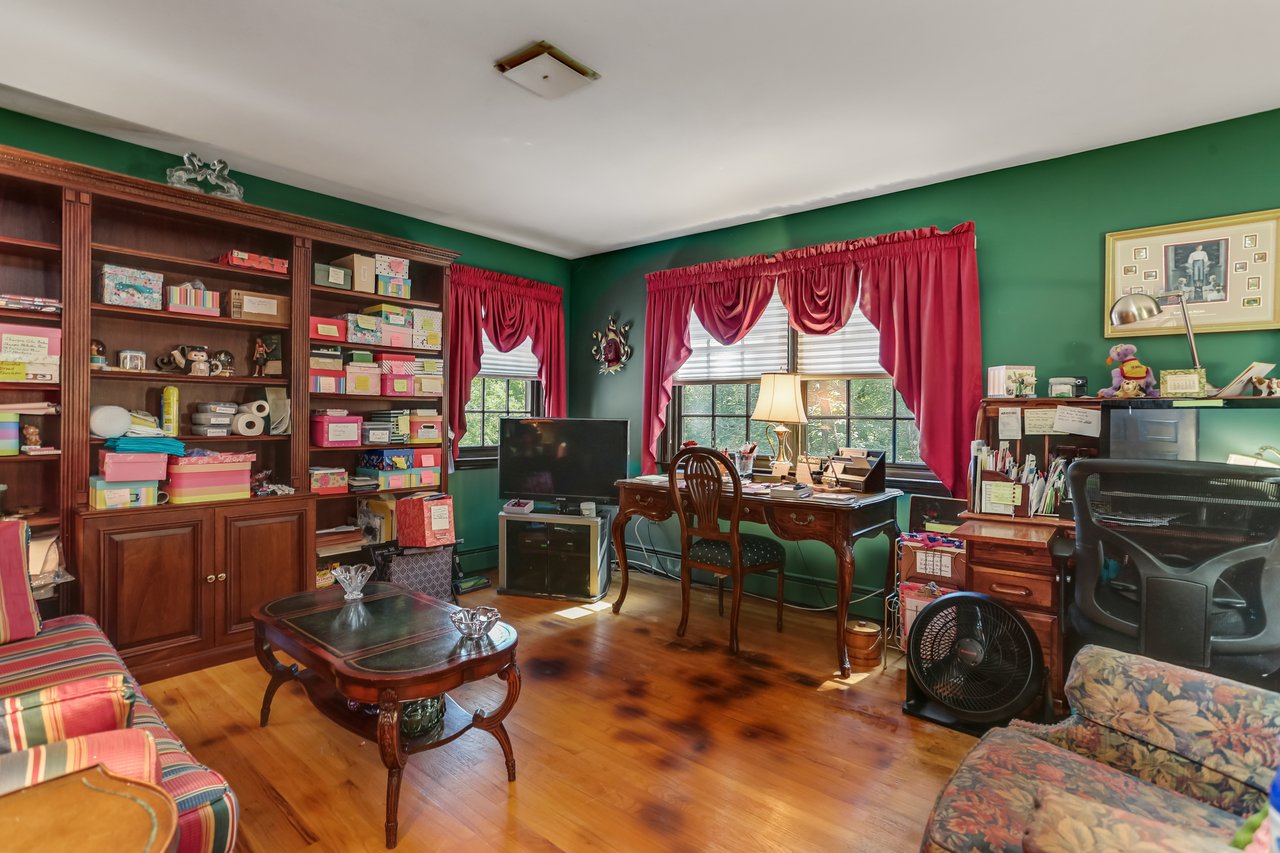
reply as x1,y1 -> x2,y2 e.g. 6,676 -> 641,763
216,573 -> 227,581
206,575 -> 216,584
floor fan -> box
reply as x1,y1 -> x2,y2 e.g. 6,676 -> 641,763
903,592 -> 1046,736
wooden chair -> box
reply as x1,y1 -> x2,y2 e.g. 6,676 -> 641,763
669,446 -> 785,653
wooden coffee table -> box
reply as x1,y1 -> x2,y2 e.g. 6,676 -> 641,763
252,582 -> 520,849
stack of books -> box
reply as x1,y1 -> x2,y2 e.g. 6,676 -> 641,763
0,294 -> 61,314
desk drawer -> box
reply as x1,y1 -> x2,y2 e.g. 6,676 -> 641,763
971,540 -> 1050,570
767,506 -> 836,541
970,565 -> 1056,611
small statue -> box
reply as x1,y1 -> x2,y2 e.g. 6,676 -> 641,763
21,424 -> 40,448
90,339 -> 106,359
1098,343 -> 1159,398
1113,378 -> 1146,399
251,337 -> 269,377
156,345 -> 222,376
212,350 -> 235,377
165,152 -> 245,202
205,160 -> 245,202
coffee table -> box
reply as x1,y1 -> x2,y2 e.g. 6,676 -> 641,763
252,582 -> 520,849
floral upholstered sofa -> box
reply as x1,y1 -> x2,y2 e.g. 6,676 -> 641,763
922,644 -> 1280,852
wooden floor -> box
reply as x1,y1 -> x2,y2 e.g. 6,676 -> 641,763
144,571 -> 974,852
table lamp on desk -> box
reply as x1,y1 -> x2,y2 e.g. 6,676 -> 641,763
751,373 -> 808,467
1109,291 -> 1203,371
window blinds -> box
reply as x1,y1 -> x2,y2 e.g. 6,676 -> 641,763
795,305 -> 885,376
478,330 -> 540,379
674,293 -> 789,382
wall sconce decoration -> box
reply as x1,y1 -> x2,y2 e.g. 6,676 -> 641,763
590,314 -> 633,374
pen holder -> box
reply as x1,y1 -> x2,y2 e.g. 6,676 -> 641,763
731,451 -> 755,477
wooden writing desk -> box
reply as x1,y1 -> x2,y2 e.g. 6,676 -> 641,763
612,478 -> 902,676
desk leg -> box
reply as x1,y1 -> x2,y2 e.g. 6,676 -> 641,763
255,623 -> 298,728
611,509 -> 631,614
472,661 -> 521,782
378,689 -> 406,849
835,541 -> 855,678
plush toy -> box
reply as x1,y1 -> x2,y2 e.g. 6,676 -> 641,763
1098,343 -> 1159,397
1114,379 -> 1145,399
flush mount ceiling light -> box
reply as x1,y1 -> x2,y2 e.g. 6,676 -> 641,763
495,40 -> 600,99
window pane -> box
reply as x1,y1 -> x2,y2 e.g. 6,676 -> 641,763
848,418 -> 894,451
748,418 -> 771,451
682,416 -> 714,448
747,382 -> 759,414
804,420 -> 845,457
895,392 -> 913,417
806,379 -> 848,417
850,378 -> 894,417
896,420 -> 922,464
716,417 -> 747,450
482,413 -> 503,447
483,378 -> 508,412
682,384 -> 712,414
714,383 -> 748,415
460,415 -> 482,447
465,377 -> 484,412
508,380 -> 527,411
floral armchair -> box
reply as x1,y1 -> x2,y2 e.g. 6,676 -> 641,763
922,644 -> 1280,852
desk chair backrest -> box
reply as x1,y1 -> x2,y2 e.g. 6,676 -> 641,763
669,446 -> 741,553
1067,458 -> 1280,682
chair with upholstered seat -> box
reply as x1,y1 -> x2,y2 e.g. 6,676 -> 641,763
669,446 -> 785,653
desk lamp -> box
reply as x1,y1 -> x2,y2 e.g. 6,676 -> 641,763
751,373 -> 808,467
1109,292 -> 1201,369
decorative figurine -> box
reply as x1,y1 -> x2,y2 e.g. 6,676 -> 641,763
211,350 -> 236,376
1251,376 -> 1280,396
251,336 -> 269,377
1113,378 -> 1146,399
166,152 -> 245,202
20,424 -> 40,448
1098,343 -> 1159,397
590,314 -> 634,375
156,345 -> 223,376
89,339 -> 108,370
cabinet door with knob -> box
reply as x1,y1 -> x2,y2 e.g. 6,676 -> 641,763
77,508 -> 216,668
214,498 -> 315,643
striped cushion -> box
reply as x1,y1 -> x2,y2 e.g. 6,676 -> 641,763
0,616 -> 238,853
0,674 -> 134,752
0,728 -> 161,796
0,521 -> 39,644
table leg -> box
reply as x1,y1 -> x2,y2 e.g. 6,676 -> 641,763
611,508 -> 631,614
255,625 -> 298,728
377,688 -> 406,849
472,662 -> 522,782
835,540 -> 854,678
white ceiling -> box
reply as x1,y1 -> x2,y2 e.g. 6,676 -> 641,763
3,0 -> 1280,259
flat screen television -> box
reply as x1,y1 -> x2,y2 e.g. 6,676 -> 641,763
498,418 -> 629,505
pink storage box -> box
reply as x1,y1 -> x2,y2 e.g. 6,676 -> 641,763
166,468 -> 249,489
311,414 -> 363,447
379,353 -> 417,375
381,374 -> 415,397
0,323 -> 62,358
168,453 -> 255,473
98,450 -> 168,482
310,316 -> 348,342
383,327 -> 413,348
346,365 -> 380,396
414,448 -> 442,468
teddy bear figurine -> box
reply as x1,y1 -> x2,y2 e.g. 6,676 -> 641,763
1113,379 -> 1146,399
1098,343 -> 1159,397
20,424 -> 40,448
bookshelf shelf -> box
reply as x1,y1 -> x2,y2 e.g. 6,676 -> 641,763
309,285 -> 441,310
93,303 -> 290,331
92,243 -> 291,285
0,235 -> 60,258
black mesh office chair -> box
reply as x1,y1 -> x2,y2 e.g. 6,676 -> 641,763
1063,459 -> 1280,688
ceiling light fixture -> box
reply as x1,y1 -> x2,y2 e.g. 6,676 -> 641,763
495,41 -> 600,99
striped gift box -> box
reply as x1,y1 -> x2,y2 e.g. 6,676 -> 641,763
164,284 -> 220,317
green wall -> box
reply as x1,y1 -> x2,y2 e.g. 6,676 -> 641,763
0,107 -> 572,572
568,107 -> 1280,610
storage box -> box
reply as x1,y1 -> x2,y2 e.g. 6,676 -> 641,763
342,313 -> 382,345
89,476 -> 159,510
414,447 -> 442,468
413,467 -> 441,488
344,349 -> 375,365
378,353 -> 418,374
217,250 -> 288,273
397,494 -> 455,548
899,535 -> 967,588
987,365 -> 1037,398
362,423 -> 392,444
417,358 -> 443,375
374,254 -> 410,278
356,468 -> 415,490
98,451 -> 168,482
408,332 -> 433,351
346,364 -> 381,396
413,375 -> 444,397
228,289 -> 290,324
309,467 -> 348,495
362,303 -> 409,325
313,263 -> 352,290
409,308 -> 443,334
381,374 -> 415,397
99,265 -> 163,311
359,448 -> 415,471
409,416 -> 443,444
165,283 -> 220,316
310,316 -> 348,342
0,413 -> 18,456
311,414 -> 362,446
375,275 -> 412,299
309,345 -> 343,372
383,327 -> 413,348
331,254 -> 375,293
309,369 -> 346,394
165,454 -> 254,505
191,425 -> 231,437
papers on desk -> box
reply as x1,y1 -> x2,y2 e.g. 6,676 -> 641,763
997,407 -> 1022,439
1024,408 -> 1066,435
1052,405 -> 1101,437
633,474 -> 668,484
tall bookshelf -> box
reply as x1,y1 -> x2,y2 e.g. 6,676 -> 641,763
0,144 -> 456,680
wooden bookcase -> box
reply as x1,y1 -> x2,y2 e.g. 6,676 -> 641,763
0,145 -> 456,680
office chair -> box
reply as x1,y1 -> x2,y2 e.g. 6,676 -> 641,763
1063,459 -> 1280,688
668,446 -> 785,653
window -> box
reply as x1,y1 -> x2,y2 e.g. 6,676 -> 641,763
803,377 -> 920,463
459,332 -> 542,453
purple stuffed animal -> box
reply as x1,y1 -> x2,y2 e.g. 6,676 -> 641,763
1097,343 -> 1159,397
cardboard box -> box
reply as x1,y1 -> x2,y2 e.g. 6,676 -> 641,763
309,467 -> 348,495
311,414 -> 363,447
313,263 -> 352,290
89,476 -> 159,510
342,313 -> 382,345
165,283 -> 220,316
331,254 -> 376,293
309,370 -> 346,394
310,316 -> 348,342
397,494 -> 455,548
309,345 -> 343,372
345,364 -> 381,396
376,275 -> 412,299
228,289 -> 290,323
374,254 -> 410,278
100,265 -> 163,311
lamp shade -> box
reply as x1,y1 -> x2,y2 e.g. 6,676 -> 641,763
1109,293 -> 1163,326
751,373 -> 808,424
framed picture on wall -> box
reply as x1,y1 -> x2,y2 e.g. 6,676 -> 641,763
1105,208 -> 1280,337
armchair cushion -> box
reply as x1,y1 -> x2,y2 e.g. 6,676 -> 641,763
690,534 -> 784,568
0,674 -> 134,753
0,521 -> 40,644
1023,791 -> 1234,853
0,728 -> 161,796
1066,645 -> 1280,798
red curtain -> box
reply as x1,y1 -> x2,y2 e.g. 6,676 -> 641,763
639,223 -> 982,497
448,265 -> 566,457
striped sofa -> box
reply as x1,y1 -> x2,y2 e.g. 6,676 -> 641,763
0,615 -> 237,853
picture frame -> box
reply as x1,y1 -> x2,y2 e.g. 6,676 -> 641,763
1105,208 -> 1280,337
1159,368 -> 1207,398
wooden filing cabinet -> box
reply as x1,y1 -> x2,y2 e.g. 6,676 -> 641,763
953,518 -> 1068,714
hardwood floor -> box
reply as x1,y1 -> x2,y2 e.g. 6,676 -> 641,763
143,571 -> 974,852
